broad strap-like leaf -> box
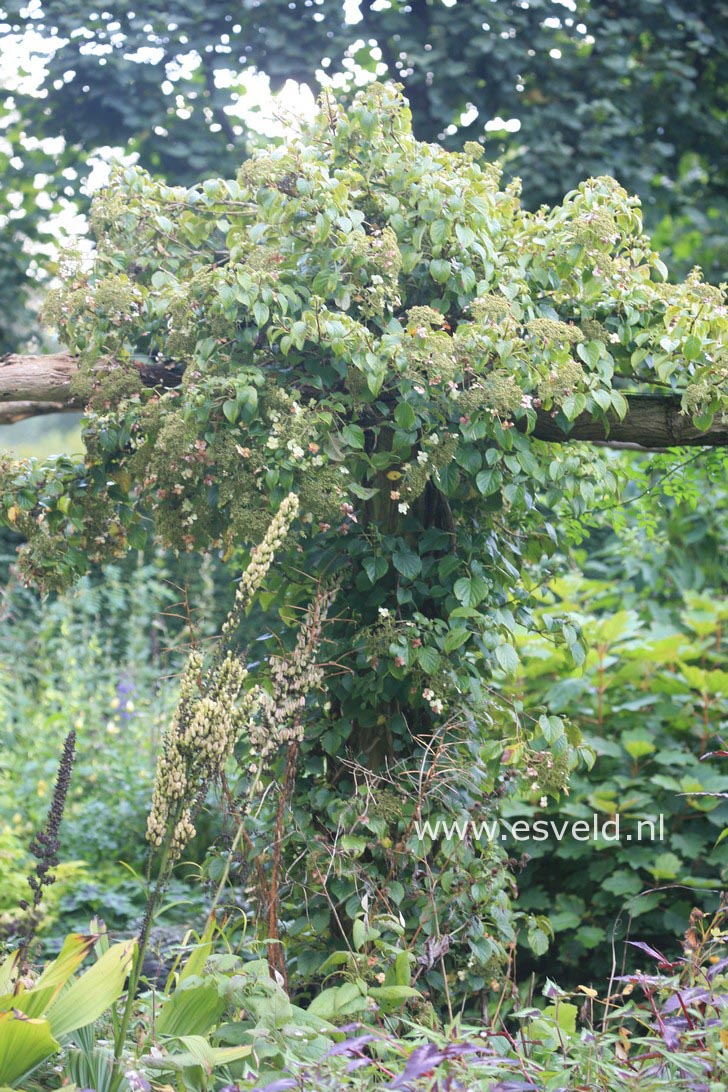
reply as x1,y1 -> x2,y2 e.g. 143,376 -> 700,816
0,955 -> 19,998
35,934 -> 98,991
45,939 -> 136,1039
0,1011 -> 60,1086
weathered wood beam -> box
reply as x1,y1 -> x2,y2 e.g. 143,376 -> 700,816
2,352 -> 727,448
529,394 -> 728,448
0,352 -> 82,405
0,352 -> 182,407
0,401 -> 72,426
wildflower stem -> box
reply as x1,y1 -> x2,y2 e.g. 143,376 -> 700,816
112,818 -> 177,1084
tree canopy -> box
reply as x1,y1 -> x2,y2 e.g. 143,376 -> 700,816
1,0 -> 725,352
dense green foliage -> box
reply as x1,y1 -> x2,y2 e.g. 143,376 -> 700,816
0,556 -> 223,936
1,513 -> 726,1090
0,18 -> 727,1086
0,79 -> 726,1009
1,905 -> 724,1090
1,0 -> 725,349
509,576 -> 727,978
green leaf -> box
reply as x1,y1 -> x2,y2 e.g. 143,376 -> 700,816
151,270 -> 175,290
527,927 -> 550,957
222,399 -> 239,423
429,258 -> 451,284
561,393 -> 587,421
45,940 -> 136,1039
349,482 -> 379,500
245,989 -> 294,1029
0,1012 -> 59,1086
453,573 -> 489,608
317,951 -> 352,974
342,424 -> 365,449
430,219 -> 450,247
576,340 -> 601,369
394,402 -> 416,429
308,982 -> 368,1020
610,390 -> 628,419
0,985 -> 58,1022
363,555 -> 388,583
444,626 -> 470,652
416,645 -> 441,674
252,300 -> 270,327
648,852 -> 682,880
538,715 -> 565,744
455,223 -> 475,248
177,920 -> 215,985
392,549 -> 422,580
683,335 -> 702,361
653,257 -> 668,281
592,388 -> 612,412
35,934 -> 97,992
387,884 -> 406,910
367,985 -> 420,1011
476,468 -> 502,496
351,917 -> 381,950
367,369 -> 384,396
156,981 -> 226,1037
143,1036 -> 251,1072
495,643 -> 519,674
543,1001 -> 578,1035
0,934 -> 100,1020
621,732 -> 656,759
0,954 -> 19,998
127,524 -> 148,550
352,917 -> 367,951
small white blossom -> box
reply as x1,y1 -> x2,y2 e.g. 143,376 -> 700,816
398,502 -> 409,514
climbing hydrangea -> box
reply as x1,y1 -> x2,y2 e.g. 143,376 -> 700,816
2,83 -> 725,590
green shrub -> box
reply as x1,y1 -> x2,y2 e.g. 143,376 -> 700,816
506,575 -> 728,984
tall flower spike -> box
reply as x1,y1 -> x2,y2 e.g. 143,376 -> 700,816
146,493 -> 298,862
221,492 -> 299,642
19,729 -> 77,956
248,582 -> 337,766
